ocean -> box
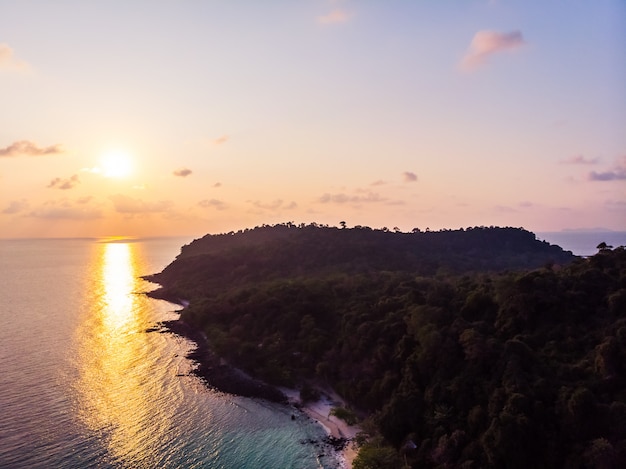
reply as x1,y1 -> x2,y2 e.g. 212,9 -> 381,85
0,238 -> 337,469
1,232 -> 624,468
537,231 -> 626,257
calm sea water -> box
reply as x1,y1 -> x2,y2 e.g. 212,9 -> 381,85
537,231 -> 626,257
0,238 -> 337,469
1,232 -> 623,467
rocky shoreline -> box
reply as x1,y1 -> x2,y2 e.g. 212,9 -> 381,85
147,318 -> 288,404
144,287 -> 357,467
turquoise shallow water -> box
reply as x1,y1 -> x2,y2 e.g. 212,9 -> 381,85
0,238 -> 338,468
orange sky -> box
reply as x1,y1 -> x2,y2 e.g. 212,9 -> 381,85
1,1 -> 625,238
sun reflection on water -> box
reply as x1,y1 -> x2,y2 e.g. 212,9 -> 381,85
74,241 -> 172,466
102,243 -> 134,332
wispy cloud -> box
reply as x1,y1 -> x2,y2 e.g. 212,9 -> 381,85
109,194 -> 172,214
0,43 -> 30,71
460,30 -> 525,71
248,199 -> 297,211
370,179 -> 386,186
588,170 -> 626,181
28,200 -> 102,219
173,168 -> 193,177
403,171 -> 418,182
213,135 -> 229,145
2,199 -> 29,214
48,175 -> 79,190
318,191 -> 385,204
317,8 -> 352,24
0,140 -> 63,157
28,207 -> 102,219
213,182 -> 222,188
198,199 -> 228,211
606,200 -> 626,212
587,157 -> 626,181
494,205 -> 518,213
560,155 -> 599,165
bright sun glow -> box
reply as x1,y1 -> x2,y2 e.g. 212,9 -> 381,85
100,151 -> 133,178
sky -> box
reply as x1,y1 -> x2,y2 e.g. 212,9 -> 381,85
1,0 -> 625,238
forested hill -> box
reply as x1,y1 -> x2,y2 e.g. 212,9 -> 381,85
143,225 -> 626,468
148,227 -> 626,467
148,224 -> 574,300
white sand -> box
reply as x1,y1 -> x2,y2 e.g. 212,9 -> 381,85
281,387 -> 360,469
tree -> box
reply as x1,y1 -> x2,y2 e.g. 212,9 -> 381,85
330,406 -> 358,425
353,442 -> 402,469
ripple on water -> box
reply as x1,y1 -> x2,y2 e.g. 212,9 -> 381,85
0,239 -> 340,469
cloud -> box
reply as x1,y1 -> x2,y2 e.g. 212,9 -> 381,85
560,155 -> 599,165
173,168 -> 193,177
109,194 -> 173,214
0,140 -> 63,157
248,199 -> 297,211
213,135 -> 229,145
198,199 -> 228,211
48,174 -> 79,190
460,30 -> 525,70
494,205 -> 519,213
317,8 -> 352,24
606,200 -> 626,212
29,207 -> 102,219
403,171 -> 418,182
2,199 -> 29,214
318,191 -> 385,204
588,170 -> 626,181
370,179 -> 386,186
587,157 -> 626,181
213,182 -> 222,188
0,43 -> 29,71
27,200 -> 102,219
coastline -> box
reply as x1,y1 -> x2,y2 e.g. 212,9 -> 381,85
282,387 -> 361,469
144,289 -> 361,467
150,317 -> 288,403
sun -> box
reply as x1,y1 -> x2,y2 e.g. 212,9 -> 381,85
100,151 -> 133,178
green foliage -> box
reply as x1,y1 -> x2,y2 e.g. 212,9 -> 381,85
330,406 -> 358,426
149,225 -> 626,468
353,440 -> 403,469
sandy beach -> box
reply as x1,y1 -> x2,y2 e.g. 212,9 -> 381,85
282,387 -> 361,469
153,311 -> 361,466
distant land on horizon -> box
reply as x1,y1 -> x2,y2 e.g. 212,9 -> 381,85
537,230 -> 626,257
3,224 -> 624,260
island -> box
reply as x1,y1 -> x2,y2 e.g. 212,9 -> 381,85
146,224 -> 626,468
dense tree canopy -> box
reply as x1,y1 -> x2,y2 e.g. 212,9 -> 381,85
148,224 -> 626,467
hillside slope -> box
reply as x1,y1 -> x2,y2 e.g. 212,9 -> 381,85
147,225 -> 626,467
148,224 -> 574,301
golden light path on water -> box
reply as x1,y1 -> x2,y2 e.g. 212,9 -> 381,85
74,241 -> 180,467
64,239 -> 337,468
